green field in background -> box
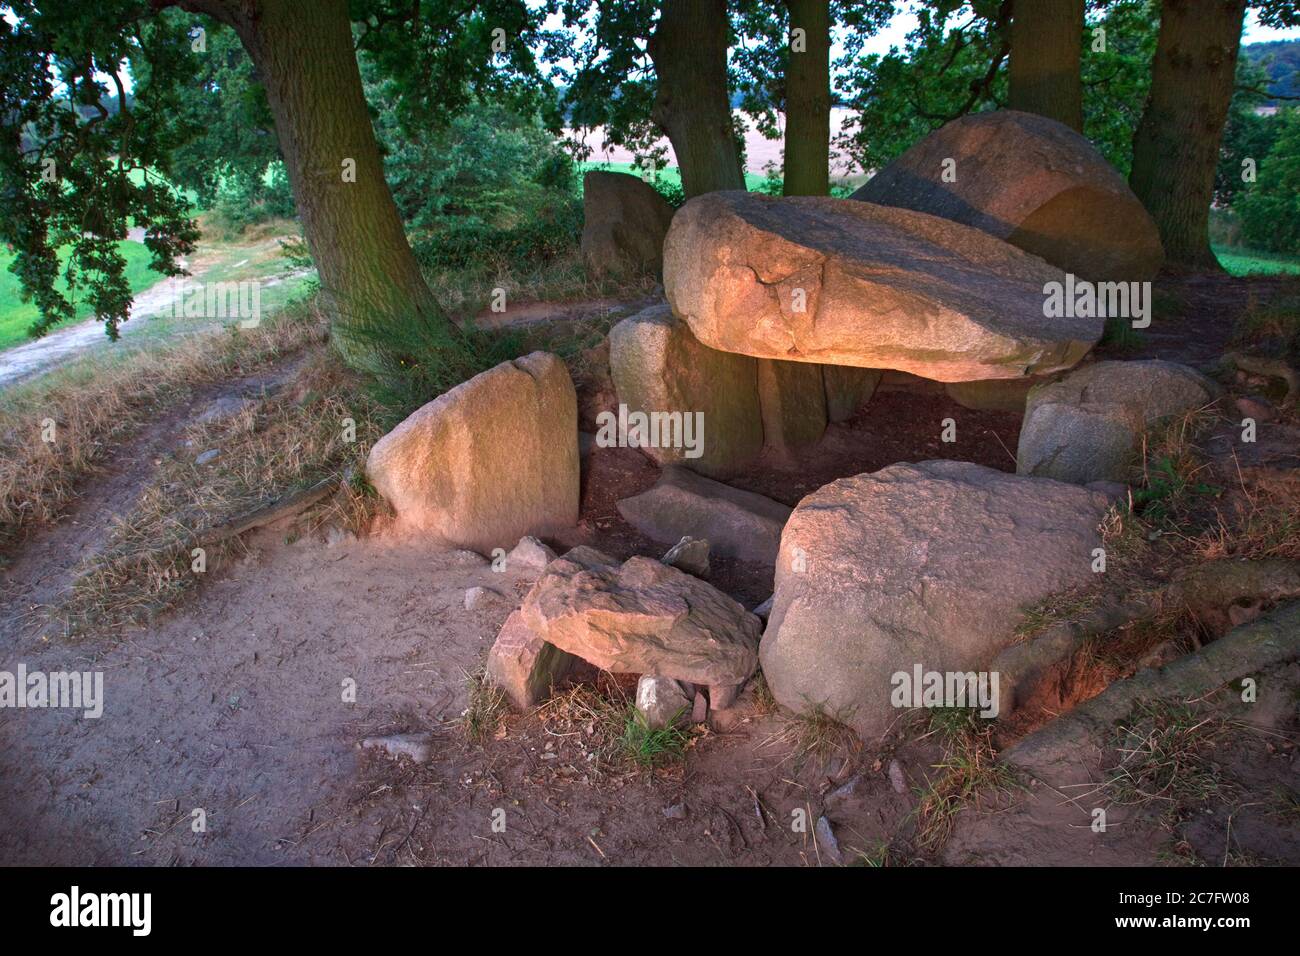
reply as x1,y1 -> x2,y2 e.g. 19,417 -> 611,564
0,241 -> 161,350
1214,245 -> 1300,277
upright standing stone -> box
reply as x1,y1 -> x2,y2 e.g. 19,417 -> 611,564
581,170 -> 676,277
757,358 -> 827,455
366,351 -> 579,553
608,303 -> 763,478
823,365 -> 883,422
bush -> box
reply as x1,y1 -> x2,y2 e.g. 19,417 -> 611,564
207,161 -> 295,237
1237,109 -> 1300,257
382,102 -> 584,269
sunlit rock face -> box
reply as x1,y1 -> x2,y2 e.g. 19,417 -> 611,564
663,190 -> 1099,383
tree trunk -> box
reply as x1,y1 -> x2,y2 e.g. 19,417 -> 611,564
1007,0 -> 1084,131
1129,0 -> 1246,271
182,0 -> 443,330
783,0 -> 831,196
649,0 -> 746,198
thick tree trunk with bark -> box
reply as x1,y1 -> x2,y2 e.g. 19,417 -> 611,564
783,0 -> 831,196
1007,0 -> 1084,131
1129,0 -> 1246,271
649,0 -> 746,198
181,0 -> 442,330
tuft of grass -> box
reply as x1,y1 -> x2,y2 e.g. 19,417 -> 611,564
462,668 -> 510,744
1106,700 -> 1230,812
423,245 -> 658,321
773,706 -> 858,763
913,709 -> 1020,853
619,705 -> 690,768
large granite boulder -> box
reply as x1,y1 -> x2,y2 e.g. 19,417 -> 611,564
663,190 -> 1097,382
617,466 -> 792,566
581,170 -> 676,277
1017,360 -> 1218,484
851,110 -> 1163,281
366,351 -> 579,553
608,302 -> 763,478
759,461 -> 1109,739
521,546 -> 762,690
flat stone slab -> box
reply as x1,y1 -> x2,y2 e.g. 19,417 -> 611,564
617,466 -> 792,566
520,548 -> 762,688
664,190 -> 1097,382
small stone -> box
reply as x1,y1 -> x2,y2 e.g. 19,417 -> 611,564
660,536 -> 710,577
709,683 -> 741,711
486,610 -> 579,711
827,774 -> 862,802
752,595 -> 774,621
815,815 -> 843,864
360,733 -> 433,764
195,449 -> 220,466
636,675 -> 691,731
691,691 -> 708,724
196,395 -> 256,425
325,526 -> 356,549
451,549 -> 489,565
1236,395 -> 1277,423
464,586 -> 505,611
888,759 -> 908,795
507,535 -> 557,573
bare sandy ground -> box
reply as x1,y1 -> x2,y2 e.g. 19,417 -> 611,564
2,305 -> 1296,866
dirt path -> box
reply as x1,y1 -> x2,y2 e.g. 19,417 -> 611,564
0,275 -> 186,390
2,294 -> 1295,867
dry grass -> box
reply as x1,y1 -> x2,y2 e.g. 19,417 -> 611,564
1106,701 -> 1232,812
0,304 -> 327,553
54,347 -> 382,636
913,709 -> 1021,853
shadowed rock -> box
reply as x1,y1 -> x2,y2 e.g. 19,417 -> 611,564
851,110 -> 1163,281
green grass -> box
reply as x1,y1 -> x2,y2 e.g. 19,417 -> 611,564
1214,245 -> 1300,277
0,241 -> 162,350
618,705 -> 690,767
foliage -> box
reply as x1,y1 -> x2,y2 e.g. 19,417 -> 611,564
836,0 -> 1159,176
141,17 -> 282,214
0,2 -> 201,340
1236,109 -> 1300,257
373,100 -> 582,269
836,1 -> 1008,174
